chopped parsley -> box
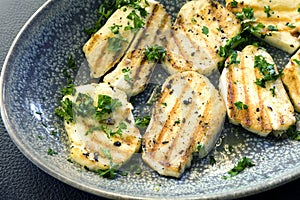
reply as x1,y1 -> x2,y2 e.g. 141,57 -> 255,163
51,131 -> 58,137
298,8 -> 300,13
202,26 -> 209,35
126,10 -> 145,31
230,0 -> 238,8
135,116 -> 151,127
47,148 -> 58,156
234,101 -> 248,110
286,126 -> 300,141
264,5 -> 272,18
228,145 -> 234,153
67,54 -> 77,70
97,148 -> 119,179
229,51 -> 240,65
61,82 -> 75,96
209,156 -> 216,166
121,67 -> 132,83
96,94 -> 122,120
124,74 -> 131,82
223,157 -> 255,178
85,126 -> 103,135
270,86 -> 276,97
253,55 -> 282,88
145,45 -> 166,63
122,67 -> 131,73
55,98 -> 75,123
60,54 -> 77,95
293,59 -> 300,65
102,122 -> 127,138
219,34 -> 248,58
197,143 -> 207,158
76,93 -> 95,117
57,92 -> 123,131
244,22 -> 266,37
242,7 -> 255,20
235,7 -> 254,21
267,25 -> 278,31
108,36 -> 127,52
286,22 -> 296,29
85,0 -> 148,35
174,119 -> 181,125
191,18 -> 197,23
110,24 -> 123,34
129,164 -> 142,175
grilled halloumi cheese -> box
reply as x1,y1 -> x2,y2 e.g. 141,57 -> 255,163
142,71 -> 226,178
83,0 -> 163,78
166,0 -> 241,75
103,49 -> 156,97
219,45 -> 296,136
226,0 -> 300,54
64,83 -> 141,171
103,3 -> 171,97
282,49 -> 300,112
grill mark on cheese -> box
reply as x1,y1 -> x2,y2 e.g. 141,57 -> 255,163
164,90 -> 197,166
151,99 -> 180,153
131,4 -> 159,51
226,64 -> 237,117
157,11 -> 171,36
289,62 -> 300,99
171,27 -> 191,63
133,54 -> 148,81
191,92 -> 213,148
152,82 -> 190,154
127,49 -> 146,85
175,18 -> 219,63
191,80 -> 212,147
240,54 -> 252,128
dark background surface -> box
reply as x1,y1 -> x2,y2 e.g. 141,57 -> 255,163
0,0 -> 300,199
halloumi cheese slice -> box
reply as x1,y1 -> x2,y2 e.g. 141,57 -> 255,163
166,0 -> 241,75
103,2 -> 171,97
83,0 -> 161,78
226,0 -> 300,54
219,45 -> 296,136
142,71 -> 226,178
63,83 -> 141,171
282,49 -> 300,112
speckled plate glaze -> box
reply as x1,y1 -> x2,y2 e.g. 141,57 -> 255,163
1,0 -> 300,199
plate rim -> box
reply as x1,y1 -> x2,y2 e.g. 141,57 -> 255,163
1,0 -> 300,199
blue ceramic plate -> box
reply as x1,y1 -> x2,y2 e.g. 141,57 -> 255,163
1,0 -> 300,199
